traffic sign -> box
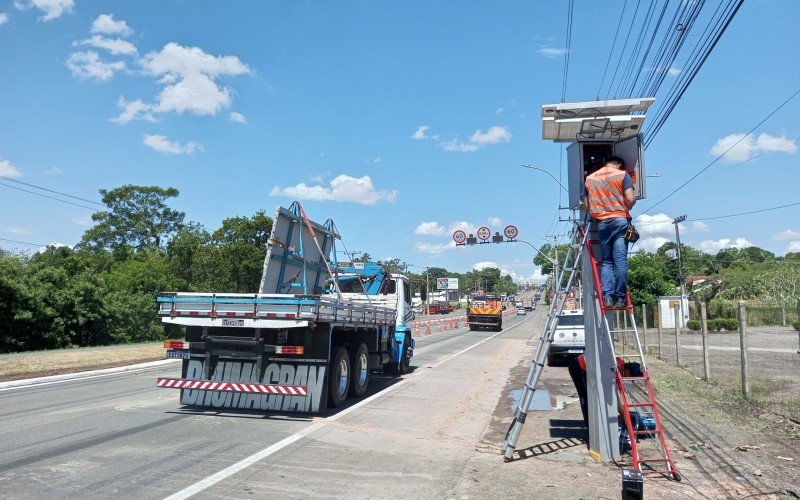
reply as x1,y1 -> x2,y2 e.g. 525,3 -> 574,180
452,230 -> 467,245
476,226 -> 491,241
503,225 -> 519,240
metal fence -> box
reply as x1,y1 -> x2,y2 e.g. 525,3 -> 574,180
620,301 -> 800,422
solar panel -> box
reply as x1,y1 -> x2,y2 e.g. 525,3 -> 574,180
541,98 -> 655,142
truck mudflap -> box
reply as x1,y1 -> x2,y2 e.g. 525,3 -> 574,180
161,359 -> 327,413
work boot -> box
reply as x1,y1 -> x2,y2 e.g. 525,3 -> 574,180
614,298 -> 627,309
604,297 -> 614,309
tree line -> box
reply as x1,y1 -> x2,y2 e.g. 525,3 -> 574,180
0,185 -> 518,353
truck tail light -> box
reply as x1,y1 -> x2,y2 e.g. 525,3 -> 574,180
163,340 -> 187,349
275,346 -> 304,355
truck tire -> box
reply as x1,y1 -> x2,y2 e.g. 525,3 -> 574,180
349,343 -> 369,398
328,347 -> 351,408
387,334 -> 411,376
496,320 -> 503,332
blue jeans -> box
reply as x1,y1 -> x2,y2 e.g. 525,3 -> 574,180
597,217 -> 629,302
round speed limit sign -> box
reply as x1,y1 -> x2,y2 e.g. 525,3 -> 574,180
452,230 -> 467,245
476,226 -> 491,241
503,225 -> 519,240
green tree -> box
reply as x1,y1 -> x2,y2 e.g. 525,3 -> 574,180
79,185 -> 185,253
627,252 -> 675,305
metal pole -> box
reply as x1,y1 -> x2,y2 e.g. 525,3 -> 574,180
701,301 -> 710,381
642,304 -> 648,354
674,305 -> 681,366
673,215 -> 688,324
781,304 -> 786,326
657,304 -> 662,359
738,301 -> 749,398
797,298 -> 800,354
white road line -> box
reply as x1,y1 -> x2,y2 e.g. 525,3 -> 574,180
163,310 -> 536,499
0,359 -> 178,392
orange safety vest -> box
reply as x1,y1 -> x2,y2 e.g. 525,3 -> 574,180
584,165 -> 631,220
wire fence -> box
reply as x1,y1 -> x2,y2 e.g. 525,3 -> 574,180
622,301 -> 800,423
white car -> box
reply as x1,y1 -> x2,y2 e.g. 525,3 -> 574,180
516,306 -> 527,315
548,309 -> 585,366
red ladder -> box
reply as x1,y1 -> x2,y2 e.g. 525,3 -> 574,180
584,234 -> 681,481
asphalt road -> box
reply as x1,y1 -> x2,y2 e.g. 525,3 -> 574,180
0,310 -> 538,499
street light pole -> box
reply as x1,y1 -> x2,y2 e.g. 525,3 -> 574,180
521,164 -> 569,193
514,238 -> 558,289
673,215 -> 688,324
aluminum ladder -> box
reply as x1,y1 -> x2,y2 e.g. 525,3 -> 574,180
501,220 -> 589,461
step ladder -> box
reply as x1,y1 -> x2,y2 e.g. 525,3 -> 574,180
501,220 -> 589,461
584,236 -> 681,481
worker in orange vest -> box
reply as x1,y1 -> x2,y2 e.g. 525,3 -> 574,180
580,156 -> 636,309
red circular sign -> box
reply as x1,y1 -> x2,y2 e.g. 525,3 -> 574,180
503,225 -> 519,239
476,226 -> 491,241
452,230 -> 467,244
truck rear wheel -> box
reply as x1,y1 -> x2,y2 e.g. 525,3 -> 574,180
349,343 -> 369,398
328,347 -> 351,408
386,335 -> 411,376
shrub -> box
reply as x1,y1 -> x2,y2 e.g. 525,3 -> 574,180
686,319 -> 701,331
707,318 -> 739,331
707,298 -> 738,319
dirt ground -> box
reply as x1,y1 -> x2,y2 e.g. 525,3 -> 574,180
0,342 -> 165,381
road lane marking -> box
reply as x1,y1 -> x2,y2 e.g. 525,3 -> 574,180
163,310 -> 536,499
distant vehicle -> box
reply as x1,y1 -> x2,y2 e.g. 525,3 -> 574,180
427,303 -> 454,315
524,301 -> 533,311
516,306 -> 527,316
515,301 -> 524,308
467,295 -> 503,331
548,309 -> 585,366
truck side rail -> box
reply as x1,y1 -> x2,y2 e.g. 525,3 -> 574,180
157,292 -> 396,326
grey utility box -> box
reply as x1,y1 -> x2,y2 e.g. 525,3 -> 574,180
541,98 -> 654,207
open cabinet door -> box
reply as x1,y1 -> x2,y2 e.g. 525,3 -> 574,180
613,134 -> 646,200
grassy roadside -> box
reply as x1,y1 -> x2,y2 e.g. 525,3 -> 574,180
0,342 -> 167,382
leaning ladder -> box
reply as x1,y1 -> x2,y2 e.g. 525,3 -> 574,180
501,220 -> 589,460
584,237 -> 681,481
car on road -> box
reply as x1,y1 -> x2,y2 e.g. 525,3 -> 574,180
516,306 -> 527,315
548,309 -> 585,366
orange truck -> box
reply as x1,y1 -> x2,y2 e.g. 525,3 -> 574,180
467,295 -> 503,331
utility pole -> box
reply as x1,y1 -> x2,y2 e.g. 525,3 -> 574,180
673,215 -> 687,325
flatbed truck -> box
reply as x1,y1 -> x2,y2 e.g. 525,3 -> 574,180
155,202 -> 415,413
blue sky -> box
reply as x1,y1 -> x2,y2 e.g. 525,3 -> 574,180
0,0 -> 797,284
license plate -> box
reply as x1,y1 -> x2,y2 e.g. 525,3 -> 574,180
222,318 -> 245,327
167,350 -> 190,359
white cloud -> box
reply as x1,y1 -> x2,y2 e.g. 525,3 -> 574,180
229,112 -> 247,124
636,237 -> 670,253
787,242 -> 800,253
15,0 -> 73,21
710,133 -> 797,164
91,14 -> 133,37
71,214 -> 93,226
644,65 -> 681,77
110,98 -> 156,125
442,125 -> 511,153
635,213 -> 677,239
2,226 -> 32,235
78,35 -> 137,56
495,107 -> 504,114
699,237 -> 753,254
667,67 -> 681,76
143,134 -> 202,155
538,47 -> 567,58
775,229 -> 800,241
411,125 -> 437,140
66,51 -> 126,81
0,13 -> 9,25
270,174 -> 398,205
473,261 -> 499,271
37,242 -> 70,253
0,157 -> 22,178
449,221 -> 473,233
414,241 -> 458,255
43,166 -> 62,175
520,267 -> 549,285
690,221 -> 710,232
138,43 -> 250,117
488,216 -> 502,228
372,157 -> 382,164
414,221 -> 446,236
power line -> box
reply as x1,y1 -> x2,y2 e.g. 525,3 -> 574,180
605,0 -> 642,99
597,0 -> 629,99
560,0 -> 575,102
638,87 -> 800,216
0,181 -> 100,211
0,237 -> 48,247
0,176 -> 105,207
688,201 -> 800,222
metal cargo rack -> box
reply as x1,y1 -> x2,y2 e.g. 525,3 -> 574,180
157,292 -> 396,327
